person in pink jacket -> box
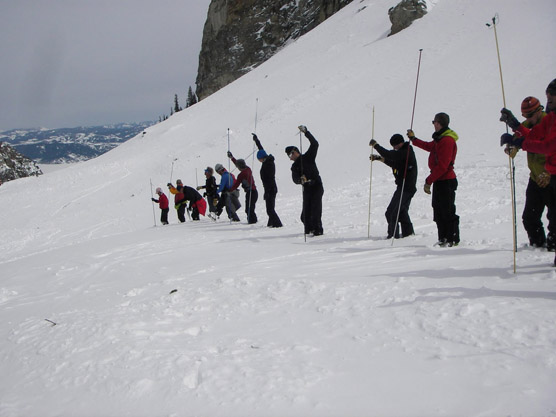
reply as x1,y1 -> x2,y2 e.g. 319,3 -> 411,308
407,112 -> 460,247
151,187 -> 169,225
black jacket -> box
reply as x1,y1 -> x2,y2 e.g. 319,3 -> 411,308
291,131 -> 322,187
374,141 -> 417,193
253,135 -> 278,193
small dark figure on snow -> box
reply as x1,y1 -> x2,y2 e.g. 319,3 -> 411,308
253,133 -> 283,228
227,151 -> 258,224
285,125 -> 324,236
151,187 -> 169,225
370,134 -> 417,239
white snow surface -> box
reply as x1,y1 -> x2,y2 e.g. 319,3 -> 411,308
1,0 -> 556,416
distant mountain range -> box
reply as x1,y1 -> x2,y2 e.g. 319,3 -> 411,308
0,121 -> 154,164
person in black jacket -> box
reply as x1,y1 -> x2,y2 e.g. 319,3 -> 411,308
370,134 -> 418,239
197,166 -> 219,218
285,125 -> 324,236
253,133 -> 283,228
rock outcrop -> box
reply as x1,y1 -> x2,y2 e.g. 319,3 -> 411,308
195,0 -> 353,100
388,0 -> 427,36
0,142 -> 42,184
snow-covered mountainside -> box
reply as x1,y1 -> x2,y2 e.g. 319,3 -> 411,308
0,121 -> 153,164
0,0 -> 555,416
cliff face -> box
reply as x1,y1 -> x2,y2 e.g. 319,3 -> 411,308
0,142 -> 42,184
195,0 -> 353,100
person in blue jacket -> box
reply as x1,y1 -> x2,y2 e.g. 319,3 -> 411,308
215,163 -> 241,222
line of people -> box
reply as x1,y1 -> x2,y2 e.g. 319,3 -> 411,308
370,111 -> 460,247
151,126 -> 324,236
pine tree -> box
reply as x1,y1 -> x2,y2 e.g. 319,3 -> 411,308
186,86 -> 198,108
173,94 -> 181,113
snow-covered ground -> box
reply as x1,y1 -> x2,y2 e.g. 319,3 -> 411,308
1,0 -> 555,416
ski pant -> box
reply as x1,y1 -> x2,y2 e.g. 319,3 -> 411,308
244,189 -> 258,224
207,193 -> 219,214
190,199 -> 207,221
160,208 -> 169,225
432,178 -> 459,244
219,190 -> 241,221
522,177 -> 555,248
176,203 -> 187,223
385,186 -> 415,238
301,182 -> 324,235
264,188 -> 282,227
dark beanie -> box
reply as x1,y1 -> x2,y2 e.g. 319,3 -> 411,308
434,112 -> 450,128
547,79 -> 556,95
390,134 -> 404,146
285,146 -> 299,155
235,159 -> 247,170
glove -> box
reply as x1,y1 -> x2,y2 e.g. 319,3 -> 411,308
369,139 -> 377,147
213,198 -> 219,206
424,183 -> 431,194
500,133 -> 514,146
298,125 -> 307,133
167,183 -> 172,187
203,192 -> 207,197
500,108 -> 520,130
252,133 -> 258,141
369,154 -> 383,162
504,145 -> 519,159
151,198 -> 157,202
537,171 -> 551,188
300,175 -> 312,185
227,151 -> 233,158
196,186 -> 202,190
512,137 -> 525,148
406,129 -> 415,140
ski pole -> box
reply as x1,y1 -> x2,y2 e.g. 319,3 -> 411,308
149,178 -> 157,227
488,14 -> 517,273
247,98 -> 259,224
299,129 -> 306,242
392,49 -> 423,246
170,158 -> 177,183
368,106 -> 375,239
227,128 -> 231,173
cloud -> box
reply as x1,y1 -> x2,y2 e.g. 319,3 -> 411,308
0,0 -> 211,130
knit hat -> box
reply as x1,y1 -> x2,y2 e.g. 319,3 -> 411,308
521,96 -> 542,117
285,146 -> 299,155
235,159 -> 247,170
215,163 -> 224,172
257,149 -> 268,160
390,134 -> 404,147
205,166 -> 213,174
434,112 -> 450,128
155,187 -> 162,194
546,78 -> 556,95
176,179 -> 183,185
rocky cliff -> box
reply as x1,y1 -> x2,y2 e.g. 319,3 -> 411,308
0,142 -> 42,184
195,0 -> 353,100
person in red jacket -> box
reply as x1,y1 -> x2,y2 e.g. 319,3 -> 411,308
500,78 -> 556,265
407,112 -> 460,247
151,187 -> 169,225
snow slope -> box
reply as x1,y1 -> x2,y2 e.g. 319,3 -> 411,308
1,0 -> 555,416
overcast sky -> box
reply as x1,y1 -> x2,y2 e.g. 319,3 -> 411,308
0,0 -> 212,131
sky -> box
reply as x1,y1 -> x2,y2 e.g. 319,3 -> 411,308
0,0 -> 212,131
1,0 -> 556,415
